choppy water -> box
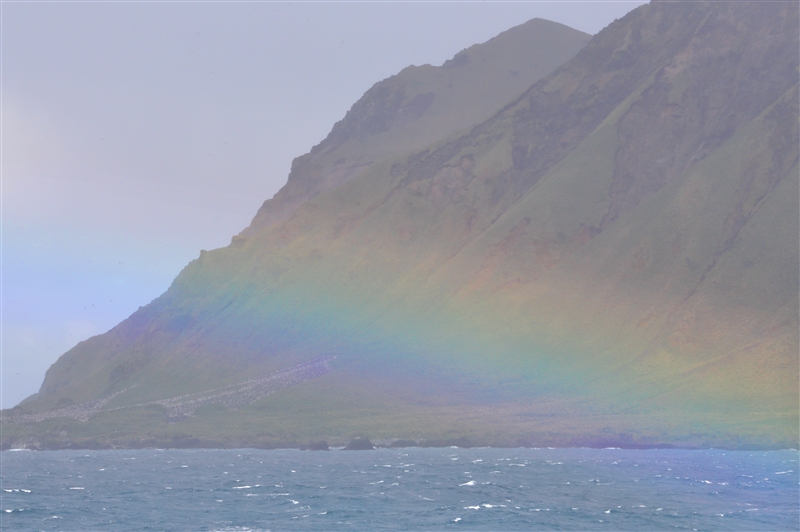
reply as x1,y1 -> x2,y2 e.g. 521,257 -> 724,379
1,447 -> 797,531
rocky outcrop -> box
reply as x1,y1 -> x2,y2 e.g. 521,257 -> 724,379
343,437 -> 375,450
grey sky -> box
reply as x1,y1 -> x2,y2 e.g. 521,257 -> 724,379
2,1 -> 647,408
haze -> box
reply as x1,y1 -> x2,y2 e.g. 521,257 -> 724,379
2,1 -> 646,408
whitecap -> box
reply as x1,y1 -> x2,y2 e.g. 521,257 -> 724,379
459,480 -> 476,486
20,489 -> 31,493
464,506 -> 480,510
289,500 -> 299,504
453,517 -> 462,522
774,470 -> 793,474
232,486 -> 253,489
69,487 -> 84,490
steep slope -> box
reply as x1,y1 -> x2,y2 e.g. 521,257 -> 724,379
240,18 -> 589,233
5,1 -> 797,450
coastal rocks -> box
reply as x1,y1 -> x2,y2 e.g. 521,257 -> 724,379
343,437 -> 375,450
303,440 -> 330,451
389,439 -> 418,448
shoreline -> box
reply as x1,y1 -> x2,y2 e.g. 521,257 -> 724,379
3,438 -> 795,453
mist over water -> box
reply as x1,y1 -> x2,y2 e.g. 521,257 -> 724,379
2,447 -> 797,531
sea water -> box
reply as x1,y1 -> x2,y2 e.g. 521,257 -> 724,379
1,447 -> 797,531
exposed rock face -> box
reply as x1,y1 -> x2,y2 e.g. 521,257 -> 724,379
5,2 -> 798,450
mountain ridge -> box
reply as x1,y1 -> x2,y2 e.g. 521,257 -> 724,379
240,17 -> 590,235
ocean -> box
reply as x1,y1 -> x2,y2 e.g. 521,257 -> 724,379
1,447 -> 797,531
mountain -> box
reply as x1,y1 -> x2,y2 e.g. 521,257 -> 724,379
4,1 -> 798,451
241,18 -> 590,233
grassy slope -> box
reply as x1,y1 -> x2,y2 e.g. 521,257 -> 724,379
5,2 -> 797,450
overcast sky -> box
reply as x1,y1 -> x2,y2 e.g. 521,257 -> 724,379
2,1 -> 647,408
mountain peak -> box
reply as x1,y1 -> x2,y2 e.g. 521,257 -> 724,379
239,17 -> 589,236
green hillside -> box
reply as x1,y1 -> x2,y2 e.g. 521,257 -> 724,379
4,1 -> 797,451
